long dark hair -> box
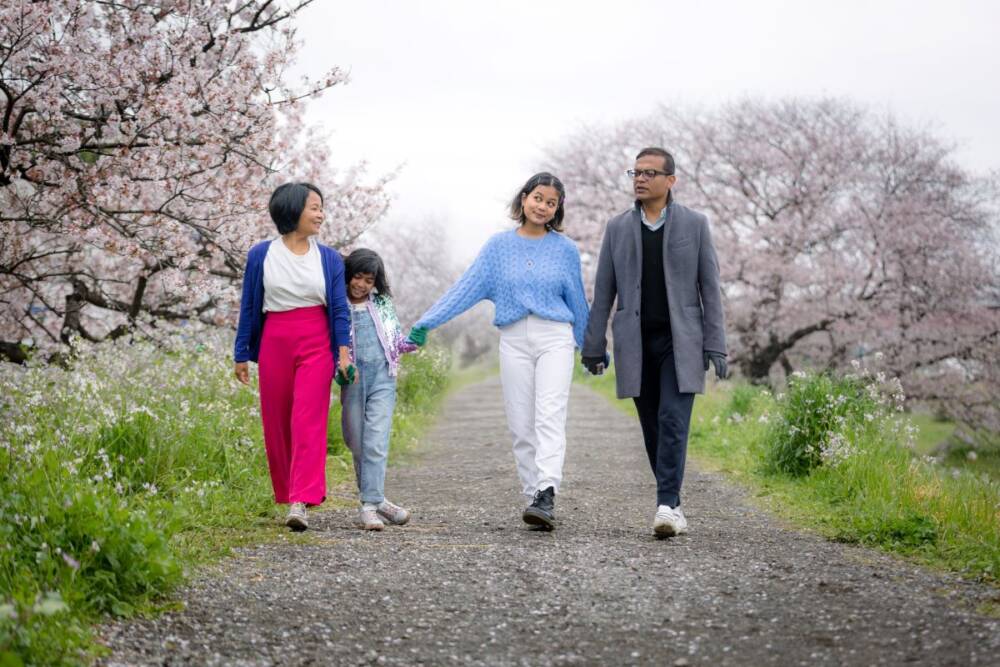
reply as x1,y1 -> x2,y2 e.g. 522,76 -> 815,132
508,172 -> 566,232
343,248 -> 391,298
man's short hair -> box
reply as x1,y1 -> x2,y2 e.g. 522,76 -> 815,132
635,147 -> 675,175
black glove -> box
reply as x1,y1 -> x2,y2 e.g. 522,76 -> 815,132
581,353 -> 609,376
704,351 -> 728,380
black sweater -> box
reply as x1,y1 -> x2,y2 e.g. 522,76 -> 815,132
640,223 -> 671,338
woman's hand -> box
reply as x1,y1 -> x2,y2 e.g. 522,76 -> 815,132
406,326 -> 428,346
234,361 -> 250,385
337,346 -> 356,384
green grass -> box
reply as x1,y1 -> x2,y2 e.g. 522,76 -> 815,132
0,335 -> 453,665
909,413 -> 957,454
575,367 -> 1000,586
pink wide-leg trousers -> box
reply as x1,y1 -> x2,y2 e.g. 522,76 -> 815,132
258,305 -> 334,506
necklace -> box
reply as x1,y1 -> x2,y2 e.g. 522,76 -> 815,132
517,230 -> 546,270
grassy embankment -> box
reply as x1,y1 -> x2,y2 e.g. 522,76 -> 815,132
575,364 -> 1000,590
0,334 -> 455,665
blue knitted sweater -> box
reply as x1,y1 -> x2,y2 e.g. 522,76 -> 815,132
415,229 -> 590,348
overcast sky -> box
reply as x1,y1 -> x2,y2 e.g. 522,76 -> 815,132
290,0 -> 1000,260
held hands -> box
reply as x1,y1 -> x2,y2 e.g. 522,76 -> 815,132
336,349 -> 356,386
704,351 -> 729,380
406,326 -> 428,347
335,365 -> 356,387
582,353 -> 610,376
234,361 -> 250,385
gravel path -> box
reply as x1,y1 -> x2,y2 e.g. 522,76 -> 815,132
101,377 -> 1000,666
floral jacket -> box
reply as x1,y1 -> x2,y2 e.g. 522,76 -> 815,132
347,294 -> 418,378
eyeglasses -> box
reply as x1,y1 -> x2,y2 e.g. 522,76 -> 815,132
627,169 -> 672,180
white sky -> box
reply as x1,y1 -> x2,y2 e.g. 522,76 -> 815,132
291,0 -> 1000,260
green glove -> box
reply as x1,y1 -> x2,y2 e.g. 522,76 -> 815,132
335,364 -> 356,386
407,326 -> 428,347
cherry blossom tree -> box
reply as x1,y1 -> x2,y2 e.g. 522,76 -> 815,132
547,98 -> 1000,428
0,0 -> 391,361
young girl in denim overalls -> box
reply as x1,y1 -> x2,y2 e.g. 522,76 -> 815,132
338,248 -> 419,530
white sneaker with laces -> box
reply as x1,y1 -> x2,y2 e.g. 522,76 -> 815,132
376,499 -> 411,526
653,505 -> 688,537
355,505 -> 385,531
286,502 -> 308,531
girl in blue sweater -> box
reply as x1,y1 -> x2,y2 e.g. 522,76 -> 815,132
407,172 -> 590,530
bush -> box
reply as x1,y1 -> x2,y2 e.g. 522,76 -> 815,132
761,369 -> 898,477
0,592 -> 92,666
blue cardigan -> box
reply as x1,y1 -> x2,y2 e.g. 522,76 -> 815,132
233,240 -> 351,363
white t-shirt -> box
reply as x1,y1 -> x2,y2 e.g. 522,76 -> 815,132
262,238 -> 326,312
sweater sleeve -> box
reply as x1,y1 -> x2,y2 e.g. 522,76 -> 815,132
233,249 -> 257,363
415,238 -> 493,330
328,253 -> 351,350
563,243 -> 590,349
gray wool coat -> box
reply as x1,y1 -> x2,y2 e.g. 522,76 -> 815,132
582,200 -> 727,397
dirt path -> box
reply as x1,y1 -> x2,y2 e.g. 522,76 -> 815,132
101,377 -> 999,666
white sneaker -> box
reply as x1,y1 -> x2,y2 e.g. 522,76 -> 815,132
355,506 -> 385,531
376,499 -> 411,526
286,502 -> 308,531
653,505 -> 688,537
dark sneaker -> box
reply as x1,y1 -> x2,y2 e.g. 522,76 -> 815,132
522,487 -> 555,530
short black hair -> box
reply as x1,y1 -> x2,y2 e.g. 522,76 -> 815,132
344,248 -> 392,298
268,182 -> 323,234
635,147 -> 675,175
509,172 -> 566,232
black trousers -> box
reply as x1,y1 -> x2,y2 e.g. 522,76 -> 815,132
632,330 -> 695,508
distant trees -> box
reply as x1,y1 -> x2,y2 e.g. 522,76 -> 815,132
548,98 -> 1000,430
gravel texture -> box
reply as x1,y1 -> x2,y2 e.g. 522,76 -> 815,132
100,377 -> 1000,666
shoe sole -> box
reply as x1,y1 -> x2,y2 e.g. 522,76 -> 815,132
286,517 -> 308,532
354,521 -> 384,531
653,523 -> 687,538
522,508 -> 554,531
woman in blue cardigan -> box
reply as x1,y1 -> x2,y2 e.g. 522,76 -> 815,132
234,182 -> 353,531
407,172 -> 590,531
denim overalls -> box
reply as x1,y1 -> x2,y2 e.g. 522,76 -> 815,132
341,303 -> 397,505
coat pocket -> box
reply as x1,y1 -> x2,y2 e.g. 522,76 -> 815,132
680,304 -> 704,337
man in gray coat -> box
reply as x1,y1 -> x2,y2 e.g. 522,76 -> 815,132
582,147 -> 727,537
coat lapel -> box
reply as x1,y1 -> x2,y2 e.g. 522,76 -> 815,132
631,206 -> 643,280
661,201 -> 675,285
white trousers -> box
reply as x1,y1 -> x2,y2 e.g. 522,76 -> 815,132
498,315 -> 575,498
